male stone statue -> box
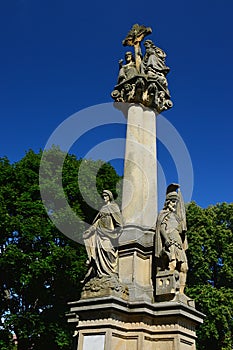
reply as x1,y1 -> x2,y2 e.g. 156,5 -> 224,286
117,51 -> 138,84
154,184 -> 188,294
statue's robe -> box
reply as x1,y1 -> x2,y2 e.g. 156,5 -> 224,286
84,202 -> 123,277
155,209 -> 188,265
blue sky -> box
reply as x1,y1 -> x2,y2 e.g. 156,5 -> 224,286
0,0 -> 232,208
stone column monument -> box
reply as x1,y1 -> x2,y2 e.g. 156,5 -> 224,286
67,24 -> 204,350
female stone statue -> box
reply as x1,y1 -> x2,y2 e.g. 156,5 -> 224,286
142,39 -> 170,78
82,190 -> 123,283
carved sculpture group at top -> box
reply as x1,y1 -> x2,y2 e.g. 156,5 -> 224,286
111,24 -> 173,113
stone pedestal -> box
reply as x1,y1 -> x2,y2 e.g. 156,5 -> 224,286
118,226 -> 154,303
156,270 -> 180,302
67,296 -> 204,350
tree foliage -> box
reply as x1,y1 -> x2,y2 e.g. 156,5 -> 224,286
186,202 -> 233,350
0,149 -> 122,350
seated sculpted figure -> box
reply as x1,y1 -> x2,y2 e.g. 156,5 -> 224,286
82,190 -> 123,283
142,39 -> 170,92
117,51 -> 138,84
155,184 -> 188,294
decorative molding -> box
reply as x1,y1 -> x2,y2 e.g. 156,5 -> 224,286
77,317 -> 197,335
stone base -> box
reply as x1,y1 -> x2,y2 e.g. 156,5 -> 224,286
67,296 -> 204,350
80,275 -> 129,301
155,271 -> 195,307
156,270 -> 180,299
118,226 -> 154,303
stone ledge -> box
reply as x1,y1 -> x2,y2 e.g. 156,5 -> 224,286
67,296 -> 204,326
119,225 -> 155,248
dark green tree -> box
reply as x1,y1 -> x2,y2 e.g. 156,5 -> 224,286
186,202 -> 233,350
0,149 -> 122,350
